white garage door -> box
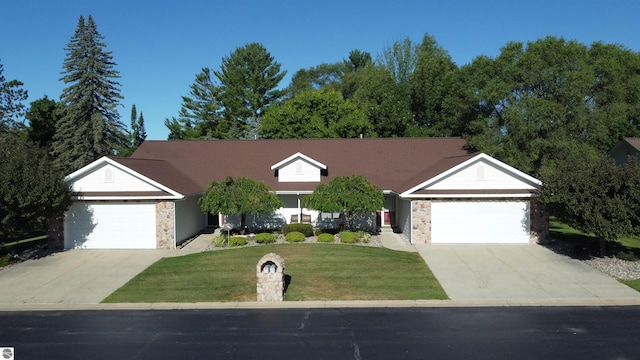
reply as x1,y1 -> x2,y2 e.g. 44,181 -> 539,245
431,201 -> 530,244
64,203 -> 157,249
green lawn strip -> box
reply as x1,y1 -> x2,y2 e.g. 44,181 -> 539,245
103,244 -> 447,303
549,218 -> 640,252
621,279 -> 640,292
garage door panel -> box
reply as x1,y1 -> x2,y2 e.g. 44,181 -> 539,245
431,201 -> 530,244
65,203 -> 157,249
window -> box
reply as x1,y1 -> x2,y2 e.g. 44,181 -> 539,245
476,165 -> 485,181
104,168 -> 114,183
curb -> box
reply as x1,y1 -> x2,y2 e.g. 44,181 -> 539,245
2,298 -> 640,312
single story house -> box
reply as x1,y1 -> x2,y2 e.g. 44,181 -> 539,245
62,137 -> 547,249
608,137 -> 640,166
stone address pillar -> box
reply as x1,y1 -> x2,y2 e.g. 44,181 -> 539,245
256,253 -> 285,301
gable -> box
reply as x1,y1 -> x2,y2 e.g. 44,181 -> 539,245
271,152 -> 327,183
609,138 -> 640,166
428,159 -> 538,191
65,157 -> 184,200
401,153 -> 541,198
70,162 -> 159,193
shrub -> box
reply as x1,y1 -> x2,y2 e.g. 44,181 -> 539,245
282,223 -> 314,237
616,250 -> 638,261
317,233 -> 335,243
358,231 -> 371,243
212,235 -> 227,247
229,236 -> 247,247
255,233 -> 275,244
285,231 -> 306,243
340,231 -> 359,244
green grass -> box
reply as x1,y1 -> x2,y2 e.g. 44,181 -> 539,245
103,244 -> 447,303
549,218 -> 640,292
621,279 -> 640,292
549,218 -> 640,253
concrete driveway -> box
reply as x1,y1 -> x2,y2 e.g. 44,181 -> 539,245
415,244 -> 640,303
0,250 -> 168,305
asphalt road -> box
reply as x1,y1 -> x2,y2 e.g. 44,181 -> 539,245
1,307 -> 639,360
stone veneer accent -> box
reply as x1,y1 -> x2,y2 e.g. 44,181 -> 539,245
411,200 -> 432,244
156,201 -> 175,249
256,253 -> 286,301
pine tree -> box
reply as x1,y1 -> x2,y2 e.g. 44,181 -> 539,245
52,15 -> 126,173
214,43 -> 286,139
0,59 -> 28,131
134,111 -> 146,147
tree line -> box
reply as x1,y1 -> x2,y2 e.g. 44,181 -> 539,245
2,14 -> 640,245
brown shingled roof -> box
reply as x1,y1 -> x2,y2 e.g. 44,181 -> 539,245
127,137 -> 471,195
624,137 -> 640,151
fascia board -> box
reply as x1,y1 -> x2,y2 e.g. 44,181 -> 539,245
400,193 -> 537,199
400,153 -> 542,197
66,156 -> 185,199
271,152 -> 327,170
72,195 -> 184,201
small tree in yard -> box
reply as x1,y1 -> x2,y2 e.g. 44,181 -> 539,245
540,151 -> 640,254
199,176 -> 283,232
304,175 -> 384,231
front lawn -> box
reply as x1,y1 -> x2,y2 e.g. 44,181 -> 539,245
549,218 -> 640,256
103,244 -> 447,302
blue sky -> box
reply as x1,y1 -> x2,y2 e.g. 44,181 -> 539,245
2,0 -> 639,140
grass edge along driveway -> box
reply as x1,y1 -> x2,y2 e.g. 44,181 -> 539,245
103,244 -> 447,303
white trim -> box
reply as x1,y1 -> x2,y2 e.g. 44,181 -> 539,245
400,153 -> 542,197
72,195 -> 183,201
65,157 -> 185,199
271,152 -> 327,170
401,193 -> 537,199
275,191 -> 314,195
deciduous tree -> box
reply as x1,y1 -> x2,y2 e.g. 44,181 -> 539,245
0,133 -> 71,238
260,88 -> 373,139
52,15 -> 126,174
199,177 -> 283,232
540,148 -> 640,253
304,175 -> 383,231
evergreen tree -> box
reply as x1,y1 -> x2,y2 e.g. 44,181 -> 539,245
25,96 -> 63,152
0,59 -> 28,131
164,67 -> 227,139
118,104 -> 147,156
214,43 -> 286,139
52,15 -> 126,174
134,111 -> 146,147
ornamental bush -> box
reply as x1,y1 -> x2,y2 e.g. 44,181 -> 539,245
282,223 -> 314,237
317,233 -> 335,243
229,236 -> 247,247
255,233 -> 276,244
213,235 -> 227,247
339,231 -> 359,244
285,231 -> 306,243
358,231 -> 371,243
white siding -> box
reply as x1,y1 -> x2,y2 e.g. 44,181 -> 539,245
397,199 -> 412,242
431,201 -> 530,244
278,159 -> 321,182
175,195 -> 205,243
71,163 -> 158,193
428,160 -> 537,191
64,202 -> 156,249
